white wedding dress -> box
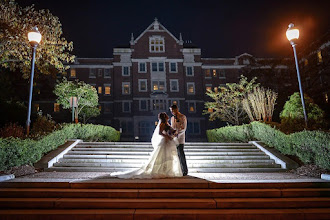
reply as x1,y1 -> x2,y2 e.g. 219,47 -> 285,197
110,121 -> 183,179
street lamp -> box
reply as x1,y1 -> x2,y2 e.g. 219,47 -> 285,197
286,23 -> 308,127
26,26 -> 42,135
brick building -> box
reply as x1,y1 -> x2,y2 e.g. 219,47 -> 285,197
33,19 -> 329,141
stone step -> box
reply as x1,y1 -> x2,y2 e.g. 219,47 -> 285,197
75,145 -> 257,149
1,197 -> 329,209
57,157 -> 273,164
1,188 -> 329,198
66,151 -> 265,156
48,166 -> 285,173
1,208 -> 329,220
72,148 -> 261,152
78,142 -> 253,146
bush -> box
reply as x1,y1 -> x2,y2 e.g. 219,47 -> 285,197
207,121 -> 330,169
0,123 -> 120,171
31,111 -> 56,135
0,123 -> 25,138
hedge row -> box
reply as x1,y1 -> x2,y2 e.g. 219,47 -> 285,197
0,123 -> 120,171
207,121 -> 330,169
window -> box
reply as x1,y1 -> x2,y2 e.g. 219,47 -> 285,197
186,66 -> 193,76
169,62 -> 177,73
70,69 -> 76,78
104,103 -> 111,113
212,69 -> 217,77
152,99 -> 166,110
170,79 -> 179,92
104,68 -> 111,78
187,122 -> 200,134
139,63 -> 147,73
54,103 -> 60,112
188,102 -> 196,113
89,68 -> 96,78
139,121 -> 152,135
98,86 -> 102,94
122,66 -> 130,76
317,51 -> 323,63
98,69 -> 103,77
151,62 -> 165,72
140,100 -> 148,111
187,82 -> 195,94
325,94 -> 329,103
104,84 -> 111,95
90,84 -> 96,89
122,82 -> 130,94
219,70 -> 226,78
121,121 -> 133,134
205,69 -> 211,78
98,105 -> 102,111
149,36 -> 165,52
123,102 -> 131,112
206,84 -> 212,92
139,79 -> 147,92
304,59 -> 308,66
152,80 -> 165,92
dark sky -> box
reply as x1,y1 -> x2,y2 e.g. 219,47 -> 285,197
17,0 -> 330,58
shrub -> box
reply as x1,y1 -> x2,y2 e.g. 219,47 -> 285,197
0,123 -> 120,171
31,111 -> 56,135
207,121 -> 330,169
0,123 -> 25,138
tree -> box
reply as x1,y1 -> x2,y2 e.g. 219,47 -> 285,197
54,78 -> 99,123
79,106 -> 101,124
204,75 -> 259,125
0,0 -> 75,78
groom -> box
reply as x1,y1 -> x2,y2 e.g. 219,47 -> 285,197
170,104 -> 188,176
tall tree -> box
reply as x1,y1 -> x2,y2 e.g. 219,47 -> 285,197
204,75 -> 259,125
54,78 -> 99,122
0,0 -> 75,78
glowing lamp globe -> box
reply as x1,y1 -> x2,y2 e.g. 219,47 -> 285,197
28,27 -> 42,46
286,23 -> 299,42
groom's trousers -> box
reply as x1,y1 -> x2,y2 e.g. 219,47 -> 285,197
177,144 -> 188,175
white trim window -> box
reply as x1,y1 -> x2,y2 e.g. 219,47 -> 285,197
138,62 -> 147,73
122,101 -> 131,113
152,80 -> 166,92
122,66 -> 130,76
186,66 -> 194,76
187,82 -> 195,95
151,62 -> 165,72
149,36 -> 165,53
122,82 -> 130,95
169,62 -> 178,73
170,79 -> 179,92
188,101 -> 196,113
104,84 -> 111,95
187,121 -> 201,135
104,68 -> 111,78
139,100 -> 148,111
139,79 -> 148,92
89,68 -> 96,78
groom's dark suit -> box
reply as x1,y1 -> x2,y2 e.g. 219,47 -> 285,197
171,113 -> 188,176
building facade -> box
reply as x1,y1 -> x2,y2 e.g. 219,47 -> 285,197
32,19 -> 329,141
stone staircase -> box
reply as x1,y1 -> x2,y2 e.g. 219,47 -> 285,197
0,180 -> 329,219
48,142 -> 285,173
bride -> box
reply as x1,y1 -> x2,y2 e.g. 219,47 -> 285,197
110,112 -> 183,179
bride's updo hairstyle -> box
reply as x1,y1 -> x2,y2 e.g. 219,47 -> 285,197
158,112 -> 168,123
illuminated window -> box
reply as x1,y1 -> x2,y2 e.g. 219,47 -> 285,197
317,51 -> 323,63
188,102 -> 196,113
149,36 -> 165,52
214,87 -> 218,93
325,94 -> 329,103
54,103 -> 60,112
122,82 -> 130,94
104,84 -> 111,95
212,69 -> 217,77
139,79 -> 147,92
70,69 -> 76,78
205,69 -> 211,78
152,81 -> 165,92
152,99 -> 166,110
304,59 -> 308,66
187,82 -> 195,94
98,105 -> 102,111
208,108 -> 213,113
98,86 -> 102,94
206,84 -> 212,92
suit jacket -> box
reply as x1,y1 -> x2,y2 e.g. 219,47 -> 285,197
170,113 -> 187,144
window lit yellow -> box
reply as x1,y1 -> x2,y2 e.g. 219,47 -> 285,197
105,86 -> 110,95
317,51 -> 323,63
70,69 -> 76,77
98,86 -> 102,94
189,106 -> 195,112
205,69 -> 211,77
188,85 -> 194,93
212,69 -> 217,77
54,103 -> 60,112
304,59 -> 308,66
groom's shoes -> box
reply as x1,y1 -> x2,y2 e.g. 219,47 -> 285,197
183,172 -> 188,176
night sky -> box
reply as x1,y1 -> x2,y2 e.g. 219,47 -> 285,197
17,0 -> 330,59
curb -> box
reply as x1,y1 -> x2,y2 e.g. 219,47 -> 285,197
0,174 -> 15,182
321,174 -> 330,181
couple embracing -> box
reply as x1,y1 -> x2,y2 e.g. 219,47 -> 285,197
111,104 -> 188,179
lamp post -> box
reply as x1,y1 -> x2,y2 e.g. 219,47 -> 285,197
286,23 -> 308,127
26,26 -> 42,135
